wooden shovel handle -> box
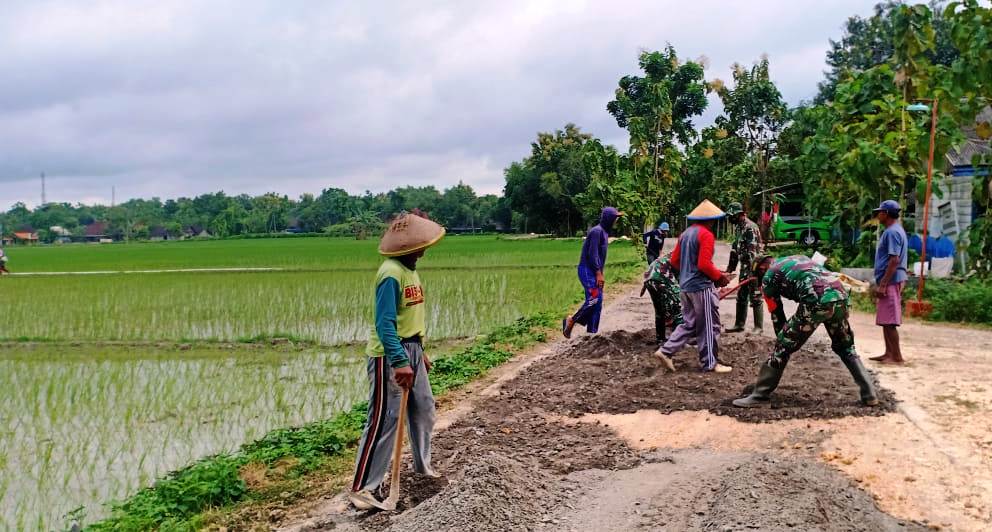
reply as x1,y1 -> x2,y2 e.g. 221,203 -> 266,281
387,387 -> 410,505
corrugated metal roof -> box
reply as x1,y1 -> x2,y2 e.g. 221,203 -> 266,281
948,106 -> 992,167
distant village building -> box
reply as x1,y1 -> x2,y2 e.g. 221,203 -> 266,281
50,226 -> 73,244
84,222 -> 110,243
12,225 -> 39,244
149,226 -> 171,241
183,225 -> 212,239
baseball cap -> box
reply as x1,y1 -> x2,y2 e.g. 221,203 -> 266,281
872,199 -> 901,213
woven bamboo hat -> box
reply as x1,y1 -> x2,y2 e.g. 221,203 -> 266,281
686,199 -> 726,221
378,211 -> 446,257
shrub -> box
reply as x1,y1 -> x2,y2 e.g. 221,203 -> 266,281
925,278 -> 992,325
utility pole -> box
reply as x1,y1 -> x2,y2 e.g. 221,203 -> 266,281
41,172 -> 46,206
112,186 -> 116,208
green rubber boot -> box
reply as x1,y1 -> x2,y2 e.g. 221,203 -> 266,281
751,303 -> 764,333
841,356 -> 880,406
726,295 -> 748,333
732,359 -> 785,408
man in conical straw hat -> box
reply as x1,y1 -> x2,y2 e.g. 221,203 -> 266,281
349,210 -> 444,510
654,200 -> 734,374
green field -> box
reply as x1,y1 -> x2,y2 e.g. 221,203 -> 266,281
0,236 -> 639,529
3,236 -> 598,272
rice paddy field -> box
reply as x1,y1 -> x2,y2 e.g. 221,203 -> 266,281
0,235 -> 638,529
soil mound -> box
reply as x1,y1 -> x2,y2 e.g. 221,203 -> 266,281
507,328 -> 896,422
386,454 -> 557,532
691,455 -> 926,531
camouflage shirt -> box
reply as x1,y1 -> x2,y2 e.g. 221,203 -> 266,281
728,217 -> 762,273
646,253 -> 679,292
761,255 -> 847,307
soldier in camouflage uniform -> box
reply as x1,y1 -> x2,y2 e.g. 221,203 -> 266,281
733,254 -> 879,408
724,202 -> 763,333
644,253 -> 684,345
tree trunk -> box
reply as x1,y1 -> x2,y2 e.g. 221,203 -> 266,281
652,116 -> 662,181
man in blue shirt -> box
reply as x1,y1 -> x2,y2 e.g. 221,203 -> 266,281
869,199 -> 908,365
563,207 -> 623,338
642,222 -> 669,264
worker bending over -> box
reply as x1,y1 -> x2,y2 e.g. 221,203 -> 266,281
733,254 -> 879,408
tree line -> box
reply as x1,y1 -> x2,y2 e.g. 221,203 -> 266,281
0,183 -> 512,242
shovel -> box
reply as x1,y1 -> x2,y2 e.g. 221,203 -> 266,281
717,277 -> 753,300
379,387 -> 409,511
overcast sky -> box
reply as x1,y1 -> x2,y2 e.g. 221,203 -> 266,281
0,0 -> 879,209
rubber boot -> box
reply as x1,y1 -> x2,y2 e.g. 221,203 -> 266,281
840,356 -> 880,406
732,360 -> 785,408
726,295 -> 748,333
655,313 -> 666,346
751,303 -> 764,333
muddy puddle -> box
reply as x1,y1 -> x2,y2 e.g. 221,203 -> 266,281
342,329 -> 915,532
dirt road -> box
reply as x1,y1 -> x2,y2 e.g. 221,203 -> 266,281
281,243 -> 992,532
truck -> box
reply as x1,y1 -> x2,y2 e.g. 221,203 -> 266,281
753,183 -> 833,247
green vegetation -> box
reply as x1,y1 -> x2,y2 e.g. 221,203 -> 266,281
5,236 -> 599,273
1,183 -> 512,242
924,277 -> 992,325
0,236 -> 640,530
0,268 -> 581,344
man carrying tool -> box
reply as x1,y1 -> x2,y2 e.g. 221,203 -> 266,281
868,200 -> 908,365
0,246 -> 9,274
563,207 -> 623,338
349,210 -> 444,510
644,252 -> 684,346
724,202 -> 763,333
732,254 -> 879,408
654,200 -> 733,373
642,222 -> 669,264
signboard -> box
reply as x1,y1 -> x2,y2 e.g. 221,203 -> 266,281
938,201 -> 960,239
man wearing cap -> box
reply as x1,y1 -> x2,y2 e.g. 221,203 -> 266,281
654,200 -> 734,373
733,254 -> 879,408
563,207 -> 623,338
642,222 -> 670,265
869,199 -> 908,365
724,202 -> 764,333
350,211 -> 444,510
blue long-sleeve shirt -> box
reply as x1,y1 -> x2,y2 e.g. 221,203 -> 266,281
579,207 -> 621,272
373,277 -> 410,368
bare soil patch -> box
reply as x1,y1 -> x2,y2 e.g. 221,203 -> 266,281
528,328 -> 896,422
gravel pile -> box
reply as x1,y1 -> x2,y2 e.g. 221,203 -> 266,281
387,453 -> 556,532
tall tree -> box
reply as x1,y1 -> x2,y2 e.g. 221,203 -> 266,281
503,124 -> 595,235
590,46 -> 708,231
712,56 -> 788,203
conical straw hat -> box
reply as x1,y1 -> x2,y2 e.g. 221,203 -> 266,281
378,211 -> 446,257
686,199 -> 726,221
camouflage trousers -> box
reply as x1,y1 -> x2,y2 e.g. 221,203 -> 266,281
769,300 -> 857,368
646,280 -> 683,342
737,262 -> 762,305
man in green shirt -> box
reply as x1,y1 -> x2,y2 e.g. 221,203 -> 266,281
724,202 -> 763,333
349,211 -> 445,510
733,254 -> 879,408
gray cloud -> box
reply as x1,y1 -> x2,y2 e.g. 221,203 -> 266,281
0,0 -> 875,208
